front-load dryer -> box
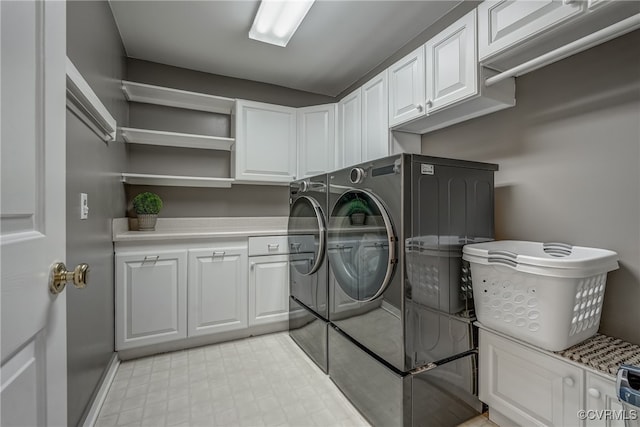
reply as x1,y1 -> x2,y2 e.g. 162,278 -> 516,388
327,154 -> 498,426
288,174 -> 329,372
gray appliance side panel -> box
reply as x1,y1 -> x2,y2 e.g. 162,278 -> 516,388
411,352 -> 483,426
328,326 -> 411,427
410,161 -> 496,241
288,297 -> 328,373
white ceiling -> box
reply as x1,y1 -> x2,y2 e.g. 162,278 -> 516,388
109,1 -> 461,97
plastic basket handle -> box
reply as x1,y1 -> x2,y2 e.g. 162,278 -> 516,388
488,250 -> 518,259
488,257 -> 518,268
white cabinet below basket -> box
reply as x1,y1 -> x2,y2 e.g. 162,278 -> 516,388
479,328 -> 626,427
248,254 -> 289,326
585,372 -> 626,427
187,246 -> 248,337
115,250 -> 188,350
480,328 -> 583,427
233,100 -> 297,183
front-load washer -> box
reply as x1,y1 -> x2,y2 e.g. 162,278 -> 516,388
327,154 -> 498,426
288,174 -> 329,372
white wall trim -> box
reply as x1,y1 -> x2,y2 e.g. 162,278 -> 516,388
82,353 -> 120,427
66,57 -> 117,141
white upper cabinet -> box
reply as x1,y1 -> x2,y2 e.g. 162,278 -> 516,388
361,70 -> 389,162
233,100 -> 297,183
388,46 -> 426,127
337,89 -> 362,169
478,0 -> 584,61
297,104 -> 336,179
426,10 -> 478,112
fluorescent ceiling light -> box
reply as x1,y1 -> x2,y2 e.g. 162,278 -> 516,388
249,0 -> 315,47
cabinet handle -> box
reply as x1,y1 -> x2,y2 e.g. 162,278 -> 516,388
564,377 -> 575,387
426,99 -> 433,108
415,104 -> 423,112
588,388 -> 601,399
142,255 -> 159,265
267,244 -> 280,250
212,251 -> 226,257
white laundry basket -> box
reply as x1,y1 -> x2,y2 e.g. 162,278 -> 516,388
463,241 -> 619,351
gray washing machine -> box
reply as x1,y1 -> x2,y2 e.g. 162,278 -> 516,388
288,174 -> 329,373
327,154 -> 498,426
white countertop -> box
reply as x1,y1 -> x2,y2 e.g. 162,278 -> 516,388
113,217 -> 288,242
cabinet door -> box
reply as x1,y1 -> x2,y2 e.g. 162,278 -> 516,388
478,0 -> 584,61
388,46 -> 426,127
115,250 -> 187,350
234,100 -> 297,182
188,246 -> 248,337
249,254 -> 289,326
297,104 -> 336,178
479,329 -> 583,427
337,89 -> 362,169
361,70 -> 389,162
426,10 -> 477,112
586,372 -> 626,427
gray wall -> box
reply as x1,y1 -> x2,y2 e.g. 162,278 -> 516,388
124,59 -> 314,217
66,2 -> 128,425
420,31 -> 640,345
127,58 -> 335,107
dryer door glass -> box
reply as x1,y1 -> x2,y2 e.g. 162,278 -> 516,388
288,196 -> 325,276
328,190 -> 397,302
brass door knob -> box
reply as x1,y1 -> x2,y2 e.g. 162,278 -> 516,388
49,262 -> 89,294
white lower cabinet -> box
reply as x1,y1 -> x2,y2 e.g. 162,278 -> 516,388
115,250 -> 188,350
188,246 -> 248,337
480,328 -> 623,427
585,372 -> 626,427
248,254 -> 289,326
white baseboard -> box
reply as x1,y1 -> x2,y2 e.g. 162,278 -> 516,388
82,353 -> 120,427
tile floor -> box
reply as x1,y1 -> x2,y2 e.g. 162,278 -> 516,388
96,332 -> 370,427
96,332 -> 497,427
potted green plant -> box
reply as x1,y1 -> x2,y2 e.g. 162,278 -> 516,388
345,198 -> 369,225
132,192 -> 163,231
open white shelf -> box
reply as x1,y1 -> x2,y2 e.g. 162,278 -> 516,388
122,81 -> 235,114
120,127 -> 234,151
121,173 -> 234,188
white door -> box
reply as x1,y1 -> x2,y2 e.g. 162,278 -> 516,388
297,104 -> 336,178
337,89 -> 361,169
426,10 -> 478,112
478,0 -> 584,60
1,2 -> 67,426
248,254 -> 289,326
234,100 -> 297,182
115,250 -> 187,350
361,70 -> 389,162
388,46 -> 426,127
188,247 -> 248,336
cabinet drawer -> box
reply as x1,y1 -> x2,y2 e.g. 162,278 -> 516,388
248,235 -> 289,256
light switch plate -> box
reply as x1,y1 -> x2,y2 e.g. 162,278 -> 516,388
80,193 -> 89,220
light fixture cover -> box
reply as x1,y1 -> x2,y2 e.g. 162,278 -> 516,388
249,0 -> 315,47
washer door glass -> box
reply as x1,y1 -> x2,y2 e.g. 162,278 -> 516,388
288,196 -> 325,276
328,190 -> 396,302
